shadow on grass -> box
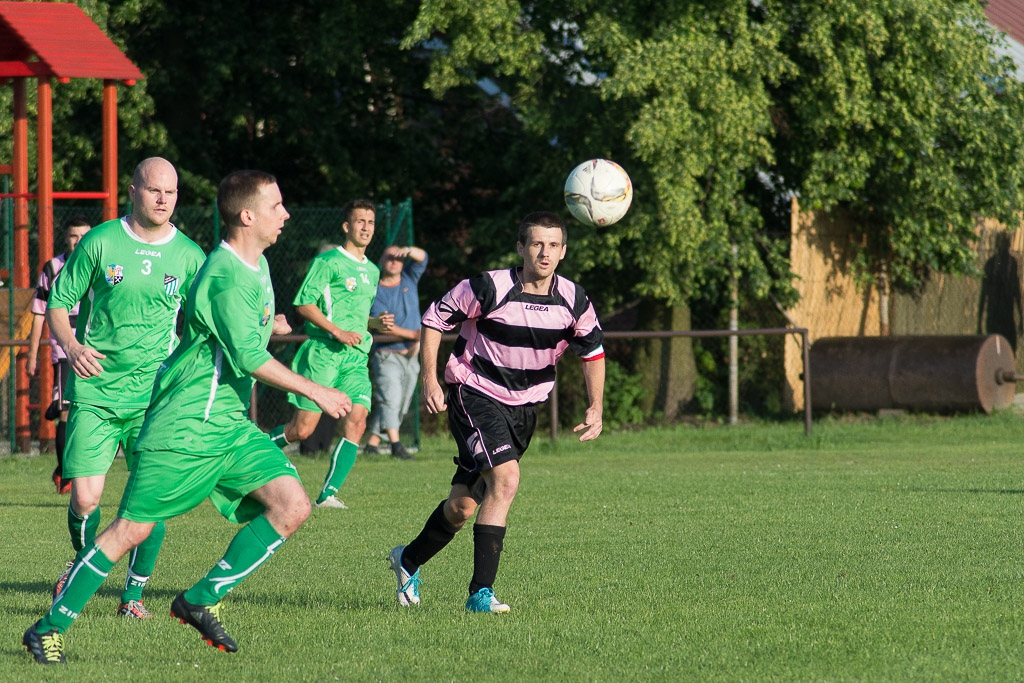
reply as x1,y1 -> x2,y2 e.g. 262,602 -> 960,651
0,500 -> 73,509
0,581 -> 182,603
908,488 -> 1024,495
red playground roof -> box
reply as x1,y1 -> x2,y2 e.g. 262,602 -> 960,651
0,1 -> 143,81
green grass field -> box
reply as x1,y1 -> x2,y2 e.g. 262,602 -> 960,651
3,413 -> 1024,681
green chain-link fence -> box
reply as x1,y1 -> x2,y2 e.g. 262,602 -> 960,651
0,197 -> 414,451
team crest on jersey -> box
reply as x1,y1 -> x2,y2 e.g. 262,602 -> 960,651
105,264 -> 123,285
345,276 -> 358,292
260,302 -> 271,326
164,274 -> 179,297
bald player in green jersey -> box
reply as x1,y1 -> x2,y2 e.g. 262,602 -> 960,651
46,157 -> 206,620
268,200 -> 393,509
23,170 -> 352,665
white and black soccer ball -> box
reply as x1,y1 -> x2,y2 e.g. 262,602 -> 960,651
563,159 -> 633,227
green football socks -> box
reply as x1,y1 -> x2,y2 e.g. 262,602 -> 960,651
269,424 -> 289,449
68,503 -> 100,553
316,438 -> 358,504
183,514 -> 285,606
40,544 -> 114,633
121,520 -> 165,603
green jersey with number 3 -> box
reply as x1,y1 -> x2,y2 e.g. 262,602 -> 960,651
134,242 -> 276,455
48,218 -> 206,409
293,246 -> 379,355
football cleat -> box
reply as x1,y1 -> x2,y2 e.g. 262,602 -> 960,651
465,587 -> 510,613
52,560 -> 75,600
118,599 -> 154,619
23,621 -> 66,665
170,593 -> 238,653
390,442 -> 414,460
52,472 -> 72,494
315,495 -> 348,509
388,545 -> 421,606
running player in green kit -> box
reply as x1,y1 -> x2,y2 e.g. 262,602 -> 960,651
23,170 -> 352,665
269,200 -> 393,509
46,157 -> 206,619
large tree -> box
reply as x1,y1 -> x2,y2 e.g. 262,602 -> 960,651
8,1 -> 1024,419
120,0 -> 548,301
771,0 -> 1024,293
399,0 -> 1024,416
399,1 -> 793,417
400,0 -> 1024,298
402,0 -> 789,303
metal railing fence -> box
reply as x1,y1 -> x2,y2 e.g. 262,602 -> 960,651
0,324 -> 813,455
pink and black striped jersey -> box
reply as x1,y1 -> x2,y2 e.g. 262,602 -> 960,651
421,267 -> 604,406
31,253 -> 78,363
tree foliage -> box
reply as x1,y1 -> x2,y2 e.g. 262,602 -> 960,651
402,0 -> 797,311
117,0 -> 551,302
5,0 -> 1024,307
403,0 -> 1024,303
123,0 -> 431,202
771,0 -> 1024,291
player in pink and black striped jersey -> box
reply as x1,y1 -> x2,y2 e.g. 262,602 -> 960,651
388,211 -> 605,613
27,215 -> 91,494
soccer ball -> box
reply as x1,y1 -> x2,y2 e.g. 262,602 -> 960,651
563,159 -> 633,226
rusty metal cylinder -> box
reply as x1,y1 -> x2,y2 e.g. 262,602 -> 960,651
810,335 -> 1016,414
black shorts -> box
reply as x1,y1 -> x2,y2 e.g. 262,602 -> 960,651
54,359 -> 70,408
45,360 -> 71,420
447,384 -> 537,499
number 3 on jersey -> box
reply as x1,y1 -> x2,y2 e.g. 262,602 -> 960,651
142,259 -> 152,275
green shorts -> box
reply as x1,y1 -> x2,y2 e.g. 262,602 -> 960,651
289,337 -> 371,412
119,420 -> 301,525
63,403 -> 147,478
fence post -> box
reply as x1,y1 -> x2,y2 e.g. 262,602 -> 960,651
3,175 -> 12,452
729,243 -> 739,425
802,329 -> 812,435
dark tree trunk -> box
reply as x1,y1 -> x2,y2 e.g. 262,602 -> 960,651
635,300 -> 697,419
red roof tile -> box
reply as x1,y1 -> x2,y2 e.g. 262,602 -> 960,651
0,1 -> 142,80
985,0 -> 1024,46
